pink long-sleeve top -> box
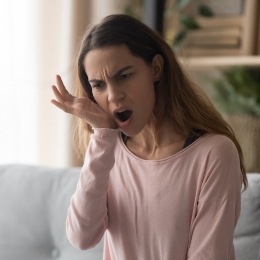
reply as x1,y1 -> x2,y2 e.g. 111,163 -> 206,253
66,128 -> 242,260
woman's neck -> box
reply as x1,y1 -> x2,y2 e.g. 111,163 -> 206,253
126,120 -> 186,160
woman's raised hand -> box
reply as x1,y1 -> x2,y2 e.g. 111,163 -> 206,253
51,75 -> 117,129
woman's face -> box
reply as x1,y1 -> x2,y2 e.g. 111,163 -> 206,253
83,44 -> 162,136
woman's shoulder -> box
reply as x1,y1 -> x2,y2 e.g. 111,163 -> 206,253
199,133 -> 235,146
195,133 -> 238,159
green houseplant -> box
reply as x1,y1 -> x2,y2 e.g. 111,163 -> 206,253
211,67 -> 260,172
213,67 -> 260,116
124,0 -> 213,49
170,0 -> 214,49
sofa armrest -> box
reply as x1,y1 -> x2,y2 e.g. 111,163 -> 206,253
234,173 -> 260,260
0,164 -> 103,260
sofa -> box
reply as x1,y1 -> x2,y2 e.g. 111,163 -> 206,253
0,164 -> 103,260
0,164 -> 259,260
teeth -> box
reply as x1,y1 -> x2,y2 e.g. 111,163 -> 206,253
118,109 -> 127,113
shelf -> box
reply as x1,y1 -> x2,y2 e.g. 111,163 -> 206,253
179,55 -> 260,70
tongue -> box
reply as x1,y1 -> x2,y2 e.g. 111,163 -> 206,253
117,110 -> 132,122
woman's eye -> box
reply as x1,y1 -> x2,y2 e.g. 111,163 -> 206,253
91,82 -> 104,89
120,73 -> 131,80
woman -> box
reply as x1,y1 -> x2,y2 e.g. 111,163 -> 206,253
51,14 -> 247,260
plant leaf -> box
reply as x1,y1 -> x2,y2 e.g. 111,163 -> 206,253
180,14 -> 200,29
124,6 -> 135,17
175,0 -> 191,9
211,67 -> 260,116
198,4 -> 214,17
173,30 -> 187,47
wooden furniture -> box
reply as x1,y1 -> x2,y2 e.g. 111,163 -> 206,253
256,0 -> 260,55
180,0 -> 259,57
181,56 -> 260,70
173,0 -> 260,70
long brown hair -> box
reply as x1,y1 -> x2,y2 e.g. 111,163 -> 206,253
73,14 -> 247,189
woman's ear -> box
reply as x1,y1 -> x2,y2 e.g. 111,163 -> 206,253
152,54 -> 164,81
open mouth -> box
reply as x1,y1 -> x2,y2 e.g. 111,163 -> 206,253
115,110 -> 133,122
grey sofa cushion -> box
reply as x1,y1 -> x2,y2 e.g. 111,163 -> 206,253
0,165 -> 259,260
0,164 -> 103,260
234,173 -> 260,260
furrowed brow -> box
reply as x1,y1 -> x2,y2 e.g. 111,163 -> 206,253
88,66 -> 133,83
88,79 -> 103,84
111,66 -> 133,78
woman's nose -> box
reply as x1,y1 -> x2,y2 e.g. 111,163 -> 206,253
107,84 -> 124,103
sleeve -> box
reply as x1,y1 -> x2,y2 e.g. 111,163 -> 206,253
66,128 -> 119,250
187,137 -> 242,260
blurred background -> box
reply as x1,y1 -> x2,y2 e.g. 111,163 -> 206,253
0,0 -> 126,168
0,0 -> 259,171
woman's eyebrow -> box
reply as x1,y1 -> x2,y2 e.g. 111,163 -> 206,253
88,79 -> 103,84
111,66 -> 133,78
88,66 -> 133,83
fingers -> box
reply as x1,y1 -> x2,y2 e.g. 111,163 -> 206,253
50,91 -> 72,114
51,85 -> 64,103
50,93 -> 68,113
50,75 -> 117,128
54,75 -> 74,98
51,75 -> 74,101
55,75 -> 69,95
51,75 -> 74,112
50,99 -> 66,111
